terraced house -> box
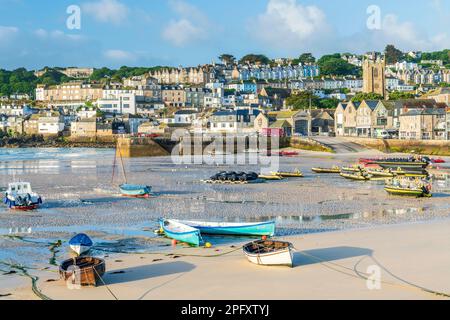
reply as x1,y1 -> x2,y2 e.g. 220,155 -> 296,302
356,100 -> 379,137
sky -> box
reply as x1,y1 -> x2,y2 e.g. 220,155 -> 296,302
0,0 -> 449,70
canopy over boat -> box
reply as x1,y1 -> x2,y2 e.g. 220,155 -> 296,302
175,220 -> 276,236
159,219 -> 202,246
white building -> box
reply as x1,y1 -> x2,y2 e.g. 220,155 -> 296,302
174,110 -> 198,124
97,90 -> 137,115
37,113 -> 65,135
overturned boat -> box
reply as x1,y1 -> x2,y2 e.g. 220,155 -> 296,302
243,240 -> 294,267
69,233 -> 93,256
119,184 -> 152,198
3,182 -> 43,210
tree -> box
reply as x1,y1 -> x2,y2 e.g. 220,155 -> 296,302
388,91 -> 415,100
351,92 -> 384,103
385,45 -> 404,64
286,91 -> 320,110
318,54 -> 360,76
218,54 -> 236,65
239,54 -> 270,65
298,53 -> 316,64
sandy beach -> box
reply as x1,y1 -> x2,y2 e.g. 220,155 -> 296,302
0,148 -> 449,300
2,219 -> 450,300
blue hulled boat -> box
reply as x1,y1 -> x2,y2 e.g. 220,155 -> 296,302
175,220 -> 276,237
119,184 -> 152,198
159,219 -> 202,246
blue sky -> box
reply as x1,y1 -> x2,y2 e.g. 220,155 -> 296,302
0,0 -> 449,70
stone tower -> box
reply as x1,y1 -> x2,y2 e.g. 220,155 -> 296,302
363,53 -> 386,97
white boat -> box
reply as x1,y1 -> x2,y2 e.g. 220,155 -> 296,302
3,182 -> 43,210
69,233 -> 93,255
243,240 -> 294,267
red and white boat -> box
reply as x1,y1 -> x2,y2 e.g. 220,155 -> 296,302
3,182 -> 43,211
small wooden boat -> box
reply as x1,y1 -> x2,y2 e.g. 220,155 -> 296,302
272,169 -> 303,178
384,185 -> 432,198
159,219 -> 202,246
243,240 -> 294,267
119,184 -> 152,198
59,256 -> 106,287
340,172 -> 370,181
3,182 -> 43,211
69,233 -> 93,256
258,174 -> 283,180
175,220 -> 276,236
312,167 -> 341,173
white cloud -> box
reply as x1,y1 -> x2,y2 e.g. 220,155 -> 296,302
162,0 -> 209,47
345,14 -> 450,53
34,29 -> 84,41
0,26 -> 19,42
163,19 -> 207,47
82,0 -> 129,25
104,49 -> 136,62
251,0 -> 332,52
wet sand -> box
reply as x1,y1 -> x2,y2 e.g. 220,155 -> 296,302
0,148 -> 450,299
3,219 -> 450,300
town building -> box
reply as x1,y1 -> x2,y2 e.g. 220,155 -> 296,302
363,53 -> 386,97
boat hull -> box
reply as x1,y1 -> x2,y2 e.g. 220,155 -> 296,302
272,172 -> 303,178
178,221 -> 276,237
243,241 -> 294,267
384,187 -> 432,198
340,173 -> 369,181
258,175 -> 283,180
119,184 -> 152,197
70,244 -> 92,255
312,168 -> 340,173
159,220 -> 201,246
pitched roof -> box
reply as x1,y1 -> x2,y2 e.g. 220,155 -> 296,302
270,120 -> 291,128
363,100 -> 379,110
268,110 -> 299,118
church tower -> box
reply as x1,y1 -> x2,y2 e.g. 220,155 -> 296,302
363,53 -> 386,97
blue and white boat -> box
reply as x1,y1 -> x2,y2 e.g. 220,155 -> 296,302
174,220 -> 276,237
69,233 -> 93,256
3,182 -> 43,211
159,219 -> 202,247
119,184 -> 152,198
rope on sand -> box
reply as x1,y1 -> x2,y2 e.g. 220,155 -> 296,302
296,249 -> 450,299
0,260 -> 52,300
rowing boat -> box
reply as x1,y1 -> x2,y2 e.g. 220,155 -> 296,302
175,220 -> 276,236
312,167 -> 341,173
272,170 -> 304,178
340,172 -> 370,181
243,240 -> 294,267
59,256 -> 106,287
69,233 -> 93,256
159,219 -> 202,246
